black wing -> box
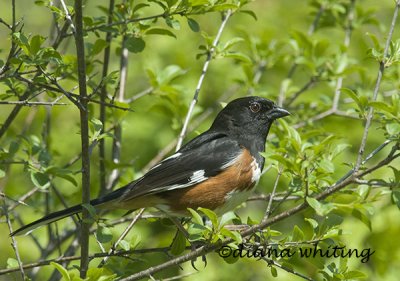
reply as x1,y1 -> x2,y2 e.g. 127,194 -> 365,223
111,131 -> 243,203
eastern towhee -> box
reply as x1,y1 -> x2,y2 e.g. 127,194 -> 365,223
11,96 -> 289,236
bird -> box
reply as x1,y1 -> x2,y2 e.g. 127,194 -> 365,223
10,96 -> 290,236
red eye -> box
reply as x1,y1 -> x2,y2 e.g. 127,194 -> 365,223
249,102 -> 261,113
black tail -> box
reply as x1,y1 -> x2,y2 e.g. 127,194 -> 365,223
10,203 -> 83,236
10,186 -> 129,237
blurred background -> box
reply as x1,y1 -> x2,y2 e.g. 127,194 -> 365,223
0,0 -> 399,280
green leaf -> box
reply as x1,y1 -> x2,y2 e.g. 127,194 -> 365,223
268,154 -> 294,170
89,118 -> 103,141
30,35 -> 45,55
90,39 -> 108,56
30,172 -> 50,189
341,88 -> 363,112
281,121 -> 302,153
86,268 -> 116,281
386,123 -> 400,135
6,258 -> 19,269
157,65 -> 186,85
13,32 -> 30,54
170,230 -> 187,255
198,207 -> 218,229
132,3 -> 150,13
125,37 -> 146,53
352,208 -> 371,230
82,203 -> 97,219
223,37 -> 244,51
306,197 -> 334,216
46,167 -> 78,186
96,226 -> 113,244
390,166 -> 400,185
391,191 -> 400,209
210,4 -> 239,12
369,101 -> 393,114
219,211 -> 237,228
188,208 -> 204,225
51,262 -> 71,281
145,28 -> 176,38
0,169 -> 5,178
240,10 -> 258,20
319,159 -> 335,173
224,52 -> 252,64
118,240 -> 130,251
187,18 -> 200,32
165,17 -> 181,30
305,218 -> 318,230
291,225 -> 304,241
343,270 -> 368,279
91,117 -> 103,131
271,266 -> 278,277
220,228 -> 242,243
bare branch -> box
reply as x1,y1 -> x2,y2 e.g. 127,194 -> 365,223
3,198 -> 26,279
98,0 -> 115,196
355,0 -> 400,171
73,0 -> 91,277
176,10 -> 232,151
98,208 -> 144,267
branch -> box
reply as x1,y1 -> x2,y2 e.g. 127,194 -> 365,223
105,33 -> 130,193
354,0 -> 400,171
176,9 -> 232,151
73,0 -> 91,277
59,0 -> 76,34
98,0 -> 115,196
0,246 -> 172,275
98,208 -> 144,267
0,98 -> 67,106
118,140 -> 398,280
3,198 -> 26,280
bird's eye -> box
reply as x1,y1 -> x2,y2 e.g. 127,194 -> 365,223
249,102 -> 261,113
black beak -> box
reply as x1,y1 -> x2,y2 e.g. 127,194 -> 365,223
269,106 -> 290,120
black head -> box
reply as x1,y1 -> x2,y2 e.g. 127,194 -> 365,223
210,96 -> 290,139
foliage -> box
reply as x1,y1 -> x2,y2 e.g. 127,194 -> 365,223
0,0 -> 399,280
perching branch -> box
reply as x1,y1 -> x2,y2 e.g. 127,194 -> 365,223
117,140 -> 399,280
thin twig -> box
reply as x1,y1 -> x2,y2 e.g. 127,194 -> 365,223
3,198 -> 26,280
263,168 -> 282,220
59,0 -> 76,34
98,208 -> 144,267
0,246 -> 173,275
0,100 -> 67,106
176,9 -> 232,151
98,0 -> 115,196
354,0 -> 400,171
105,33 -> 129,193
262,258 -> 315,281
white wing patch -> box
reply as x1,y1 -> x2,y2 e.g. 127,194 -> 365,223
164,152 -> 182,161
190,170 -> 206,183
152,170 -> 208,192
